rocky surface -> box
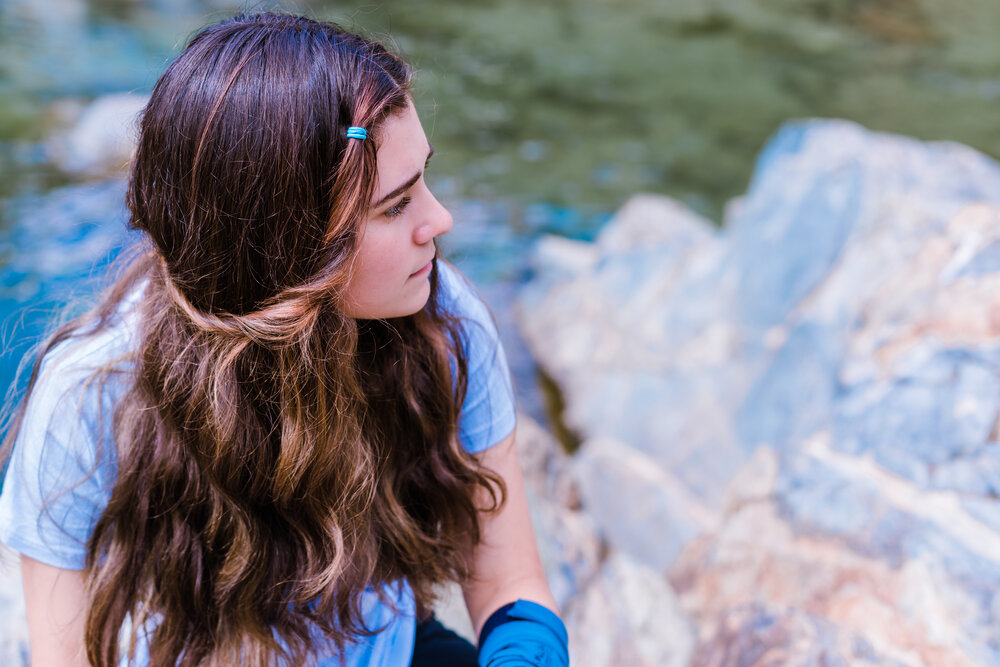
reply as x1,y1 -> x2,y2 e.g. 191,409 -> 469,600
517,119 -> 1000,665
688,602 -> 911,667
434,415 -> 695,667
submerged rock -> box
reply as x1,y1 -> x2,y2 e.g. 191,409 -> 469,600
517,119 -> 1000,664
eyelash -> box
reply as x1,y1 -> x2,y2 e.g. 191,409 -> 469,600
384,196 -> 412,219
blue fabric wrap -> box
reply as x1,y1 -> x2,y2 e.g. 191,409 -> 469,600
477,599 -> 569,667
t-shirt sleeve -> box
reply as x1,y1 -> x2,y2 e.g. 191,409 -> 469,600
437,262 -> 517,454
0,345 -> 117,570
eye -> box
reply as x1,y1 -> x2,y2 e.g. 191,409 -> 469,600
384,196 -> 412,219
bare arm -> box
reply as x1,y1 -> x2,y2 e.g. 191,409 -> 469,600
21,555 -> 88,666
462,427 -> 559,640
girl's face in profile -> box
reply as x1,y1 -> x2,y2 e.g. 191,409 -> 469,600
341,102 -> 453,320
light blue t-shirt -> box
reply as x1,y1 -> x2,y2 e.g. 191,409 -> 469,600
0,259 -> 516,666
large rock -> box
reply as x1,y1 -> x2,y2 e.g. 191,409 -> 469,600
509,417 -> 695,665
517,120 -> 1000,664
434,415 -> 695,667
564,552 -> 693,667
672,459 -> 991,666
518,191 -> 747,509
570,436 -> 716,571
690,602 -> 911,667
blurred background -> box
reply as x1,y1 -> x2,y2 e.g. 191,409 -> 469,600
5,3 -> 1000,663
1,0 -> 999,417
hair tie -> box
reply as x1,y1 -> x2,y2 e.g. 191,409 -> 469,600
346,126 -> 367,140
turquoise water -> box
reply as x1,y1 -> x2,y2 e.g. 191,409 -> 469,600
5,1 -> 1000,217
2,0 -> 1000,407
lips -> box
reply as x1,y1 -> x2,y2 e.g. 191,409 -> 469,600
409,259 -> 433,278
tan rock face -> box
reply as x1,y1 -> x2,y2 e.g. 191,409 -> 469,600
517,121 -> 1000,664
671,501 -> 979,667
570,437 -> 719,570
565,553 -> 693,667
511,417 -> 696,666
689,602 -> 910,667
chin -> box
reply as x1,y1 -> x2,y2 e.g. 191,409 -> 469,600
395,294 -> 432,319
356,288 -> 431,320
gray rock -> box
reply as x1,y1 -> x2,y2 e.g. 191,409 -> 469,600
735,322 -> 843,456
960,496 -> 1000,534
533,501 -> 603,613
515,416 -> 604,612
517,191 -> 748,510
564,552 -> 693,667
435,415 -> 603,641
690,602 -> 911,667
594,194 -> 715,257
517,120 -> 1000,663
571,436 -> 715,571
833,350 -> 1000,485
672,475 -> 995,666
729,126 -> 865,330
516,414 -> 579,511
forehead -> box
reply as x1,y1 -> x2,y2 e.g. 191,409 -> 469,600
372,103 -> 429,200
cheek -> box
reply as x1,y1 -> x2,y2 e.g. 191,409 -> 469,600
350,230 -> 405,302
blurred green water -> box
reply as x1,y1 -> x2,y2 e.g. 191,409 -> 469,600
2,0 -> 999,227
0,0 -> 998,427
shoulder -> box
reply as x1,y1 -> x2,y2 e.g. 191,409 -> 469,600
434,259 -> 504,361
38,283 -> 144,379
17,292 -> 142,469
435,259 -> 494,328
433,260 -> 517,454
30,303 -> 139,425
0,300 -> 139,569
433,260 -> 504,368
13,288 -> 143,484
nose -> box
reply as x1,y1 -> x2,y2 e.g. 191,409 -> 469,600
413,189 -> 453,245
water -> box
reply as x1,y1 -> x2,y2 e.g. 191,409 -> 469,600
2,0 -> 1000,415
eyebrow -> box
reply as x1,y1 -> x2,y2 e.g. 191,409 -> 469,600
372,144 -> 435,209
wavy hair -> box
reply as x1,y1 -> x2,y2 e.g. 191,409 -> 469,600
2,13 -> 504,666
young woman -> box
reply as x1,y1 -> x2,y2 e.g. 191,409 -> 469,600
0,12 -> 567,667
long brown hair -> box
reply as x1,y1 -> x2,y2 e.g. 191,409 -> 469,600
2,13 -> 504,666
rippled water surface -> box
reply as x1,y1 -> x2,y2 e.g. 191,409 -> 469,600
2,0 -> 1000,404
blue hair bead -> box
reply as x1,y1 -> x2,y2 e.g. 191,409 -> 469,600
346,126 -> 367,140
